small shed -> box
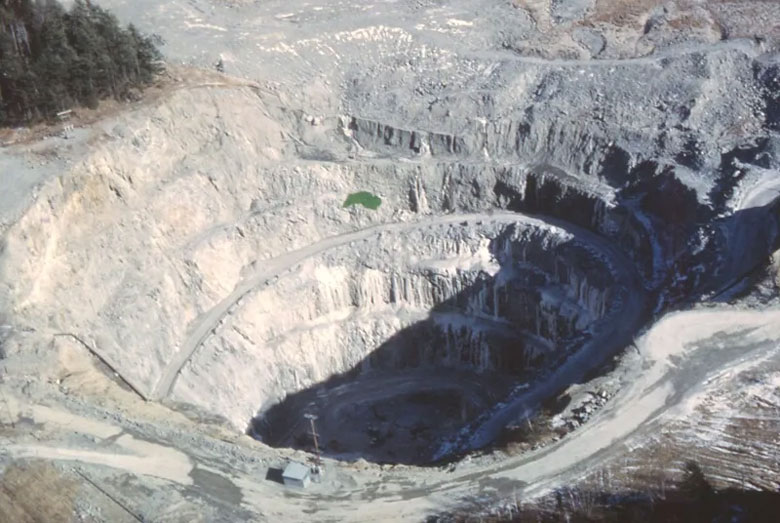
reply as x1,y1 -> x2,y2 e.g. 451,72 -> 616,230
282,461 -> 311,488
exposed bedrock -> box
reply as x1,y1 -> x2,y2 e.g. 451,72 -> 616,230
0,106 -> 653,406
348,112 -> 780,296
1,45 -> 778,465
162,220 -> 628,464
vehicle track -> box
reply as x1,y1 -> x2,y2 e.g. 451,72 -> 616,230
151,210 -> 645,401
5,308 -> 779,521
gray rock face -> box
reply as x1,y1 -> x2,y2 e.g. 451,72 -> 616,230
0,1 -> 779,514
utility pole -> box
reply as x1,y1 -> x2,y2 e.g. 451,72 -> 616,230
304,413 -> 321,466
304,413 -> 323,482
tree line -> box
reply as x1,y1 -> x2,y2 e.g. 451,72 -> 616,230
0,0 -> 162,126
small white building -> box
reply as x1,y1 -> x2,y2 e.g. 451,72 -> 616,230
282,461 -> 311,488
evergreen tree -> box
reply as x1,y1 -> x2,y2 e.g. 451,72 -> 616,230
128,23 -> 162,83
0,29 -> 30,119
33,0 -> 75,114
0,0 -> 162,126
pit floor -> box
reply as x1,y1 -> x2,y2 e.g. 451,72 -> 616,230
254,367 -> 517,464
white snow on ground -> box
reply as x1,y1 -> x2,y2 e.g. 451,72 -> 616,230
4,307 -> 778,521
491,308 -> 780,496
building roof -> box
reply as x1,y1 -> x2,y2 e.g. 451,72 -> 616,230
282,461 -> 310,481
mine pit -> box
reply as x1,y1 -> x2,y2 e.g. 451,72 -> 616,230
3,2 -> 779,517
242,219 -> 626,464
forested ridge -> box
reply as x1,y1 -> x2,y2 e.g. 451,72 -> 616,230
0,0 -> 162,126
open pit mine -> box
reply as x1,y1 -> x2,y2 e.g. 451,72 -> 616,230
1,0 -> 780,521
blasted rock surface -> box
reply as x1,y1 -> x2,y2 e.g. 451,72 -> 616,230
1,0 -> 779,520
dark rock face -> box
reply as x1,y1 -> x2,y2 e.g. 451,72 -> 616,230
250,218 -> 628,464
639,169 -> 701,225
756,62 -> 780,131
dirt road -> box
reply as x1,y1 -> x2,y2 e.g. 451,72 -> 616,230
4,308 -> 779,521
151,210 -> 646,401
